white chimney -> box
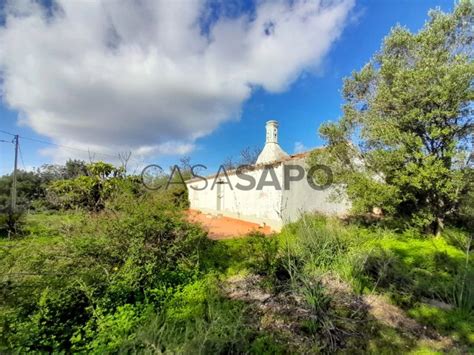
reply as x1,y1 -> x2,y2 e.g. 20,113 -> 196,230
266,120 -> 278,144
256,120 -> 289,165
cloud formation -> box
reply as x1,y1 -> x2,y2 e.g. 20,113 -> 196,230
293,141 -> 308,153
0,0 -> 353,161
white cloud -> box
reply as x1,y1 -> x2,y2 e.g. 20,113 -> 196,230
294,141 -> 307,153
0,0 -> 353,162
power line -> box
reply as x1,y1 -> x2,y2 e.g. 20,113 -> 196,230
0,129 -> 15,136
19,135 -> 120,159
0,129 -> 120,159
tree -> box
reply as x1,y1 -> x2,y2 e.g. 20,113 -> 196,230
239,146 -> 261,165
309,1 -> 473,235
38,159 -> 87,183
222,146 -> 261,170
47,162 -> 125,211
0,170 -> 42,210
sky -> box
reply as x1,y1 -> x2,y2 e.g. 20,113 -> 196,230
0,0 -> 455,176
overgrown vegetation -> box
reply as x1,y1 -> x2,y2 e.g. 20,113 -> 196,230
1,2 -> 473,353
309,1 -> 474,235
2,204 -> 472,352
0,160 -> 472,352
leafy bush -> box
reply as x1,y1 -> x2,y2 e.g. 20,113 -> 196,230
0,195 -> 213,352
244,231 -> 279,276
46,162 -> 127,211
0,208 -> 25,237
0,171 -> 43,210
78,303 -> 152,353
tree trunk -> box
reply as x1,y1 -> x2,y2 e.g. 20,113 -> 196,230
434,216 -> 444,237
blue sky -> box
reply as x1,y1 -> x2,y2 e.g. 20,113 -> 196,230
0,0 -> 454,175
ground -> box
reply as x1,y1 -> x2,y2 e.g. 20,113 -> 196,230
186,209 -> 273,239
223,273 -> 459,353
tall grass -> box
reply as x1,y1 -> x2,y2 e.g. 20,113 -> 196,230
278,214 -> 474,347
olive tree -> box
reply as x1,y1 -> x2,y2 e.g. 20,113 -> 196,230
310,1 -> 473,235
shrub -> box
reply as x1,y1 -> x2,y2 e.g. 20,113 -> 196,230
245,231 -> 279,276
77,303 -> 152,353
0,208 -> 25,237
0,196 -> 213,352
46,162 -> 127,211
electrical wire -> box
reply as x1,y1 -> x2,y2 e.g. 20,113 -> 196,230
0,129 -> 15,136
19,135 -> 119,159
0,128 -> 120,160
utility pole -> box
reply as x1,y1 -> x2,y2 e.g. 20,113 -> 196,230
11,135 -> 19,212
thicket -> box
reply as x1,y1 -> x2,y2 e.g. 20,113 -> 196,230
0,192 -> 211,351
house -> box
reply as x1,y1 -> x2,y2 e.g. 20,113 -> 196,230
185,120 -> 350,231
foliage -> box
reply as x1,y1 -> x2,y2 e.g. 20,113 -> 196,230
1,203 -> 473,352
46,162 -> 127,211
0,195 -> 212,352
124,277 -> 253,354
452,167 -> 474,231
277,217 -> 370,351
37,159 -> 88,183
0,209 -> 25,237
353,232 -> 474,311
309,1 -> 474,234
0,160 -> 88,211
408,304 -> 474,345
0,170 -> 42,210
280,214 -> 474,348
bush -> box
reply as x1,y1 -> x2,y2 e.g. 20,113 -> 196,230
0,196 -> 213,352
0,208 -> 25,237
245,231 -> 279,276
46,162 -> 127,211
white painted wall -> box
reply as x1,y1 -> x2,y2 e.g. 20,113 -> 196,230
281,158 -> 350,224
186,157 -> 350,230
186,165 -> 285,229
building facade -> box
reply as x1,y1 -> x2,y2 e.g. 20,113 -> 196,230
186,121 -> 350,230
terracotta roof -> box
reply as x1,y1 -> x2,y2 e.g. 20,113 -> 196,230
185,149 -> 319,183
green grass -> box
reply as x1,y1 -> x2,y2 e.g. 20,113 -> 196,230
23,211 -> 87,237
1,209 -> 473,352
408,304 -> 474,346
278,215 -> 474,350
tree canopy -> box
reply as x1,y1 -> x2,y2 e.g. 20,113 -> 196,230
310,1 -> 474,234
